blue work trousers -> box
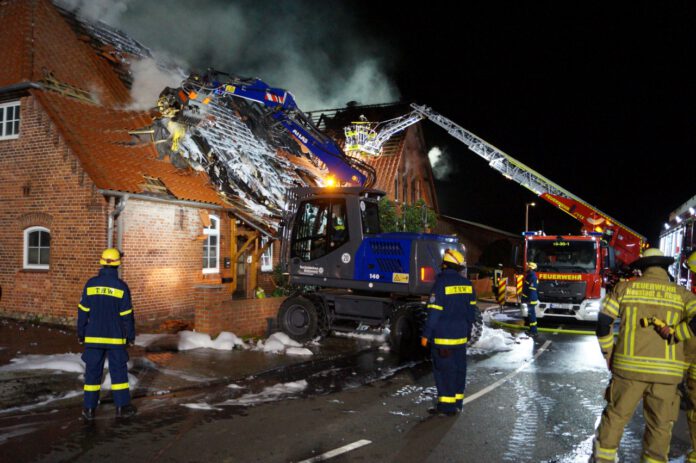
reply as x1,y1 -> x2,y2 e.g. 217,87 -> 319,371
82,348 -> 131,409
431,346 -> 467,412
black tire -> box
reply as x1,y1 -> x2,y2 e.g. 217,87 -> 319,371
389,306 -> 424,357
277,296 -> 319,343
469,307 -> 483,346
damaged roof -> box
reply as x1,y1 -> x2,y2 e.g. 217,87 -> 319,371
1,0 -> 427,234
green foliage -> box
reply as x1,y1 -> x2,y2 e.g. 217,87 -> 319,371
271,263 -> 291,296
378,197 -> 437,233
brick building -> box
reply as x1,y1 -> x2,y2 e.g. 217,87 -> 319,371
0,0 -> 296,333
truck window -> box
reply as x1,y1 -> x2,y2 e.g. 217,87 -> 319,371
291,199 -> 348,261
527,240 -> 597,273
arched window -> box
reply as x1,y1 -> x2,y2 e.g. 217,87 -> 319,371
202,215 -> 219,274
24,226 -> 50,270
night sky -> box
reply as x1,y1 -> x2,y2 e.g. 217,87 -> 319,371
354,1 -> 695,244
73,0 -> 694,245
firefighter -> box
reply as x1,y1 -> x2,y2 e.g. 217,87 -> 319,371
522,261 -> 539,336
420,248 -> 478,416
77,248 -> 137,420
592,248 -> 696,463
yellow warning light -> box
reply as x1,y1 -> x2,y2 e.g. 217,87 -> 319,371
324,176 -> 337,188
594,226 -> 603,233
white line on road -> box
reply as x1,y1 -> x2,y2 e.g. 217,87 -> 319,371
297,439 -> 372,463
462,339 -> 552,405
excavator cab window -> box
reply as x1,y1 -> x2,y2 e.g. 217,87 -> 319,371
361,200 -> 380,236
291,199 -> 349,262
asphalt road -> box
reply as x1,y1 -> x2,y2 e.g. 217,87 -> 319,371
1,318 -> 694,462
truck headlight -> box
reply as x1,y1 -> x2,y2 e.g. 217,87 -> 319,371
585,301 -> 600,313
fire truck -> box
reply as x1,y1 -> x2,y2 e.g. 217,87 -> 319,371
344,104 -> 647,321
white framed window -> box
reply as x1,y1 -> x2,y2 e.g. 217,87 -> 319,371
202,215 -> 219,274
261,236 -> 274,272
0,101 -> 20,140
24,226 -> 50,270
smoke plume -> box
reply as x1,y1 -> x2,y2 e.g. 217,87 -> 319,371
428,146 -> 455,180
57,0 -> 400,111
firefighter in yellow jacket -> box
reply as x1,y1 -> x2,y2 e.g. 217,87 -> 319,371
683,250 -> 696,462
593,248 -> 696,462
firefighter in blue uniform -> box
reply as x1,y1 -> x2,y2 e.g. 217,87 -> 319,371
421,248 -> 478,416
522,261 -> 539,336
77,248 -> 137,420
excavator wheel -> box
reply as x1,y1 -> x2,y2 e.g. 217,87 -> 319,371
277,296 -> 319,343
389,305 -> 425,358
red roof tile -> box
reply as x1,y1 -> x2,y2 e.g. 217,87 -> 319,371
35,91 -> 224,206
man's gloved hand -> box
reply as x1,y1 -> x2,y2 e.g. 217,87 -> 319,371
78,337 -> 84,345
420,337 -> 428,348
127,339 -> 135,347
656,325 -> 673,341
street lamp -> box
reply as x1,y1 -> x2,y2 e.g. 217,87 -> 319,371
525,202 -> 536,232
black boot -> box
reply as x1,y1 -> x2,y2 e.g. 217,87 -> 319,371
82,408 -> 96,421
115,403 -> 137,418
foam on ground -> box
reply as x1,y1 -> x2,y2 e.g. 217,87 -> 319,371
0,353 -> 84,373
221,380 -> 308,406
178,331 -> 246,351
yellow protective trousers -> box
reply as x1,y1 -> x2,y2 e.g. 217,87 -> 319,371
594,375 -> 680,463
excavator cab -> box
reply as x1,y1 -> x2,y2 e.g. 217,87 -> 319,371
281,186 -> 462,295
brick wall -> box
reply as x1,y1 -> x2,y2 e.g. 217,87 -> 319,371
118,200 -> 234,324
0,95 -> 108,324
194,284 -> 284,337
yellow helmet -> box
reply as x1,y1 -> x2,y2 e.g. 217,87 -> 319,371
527,262 -> 538,270
100,248 -> 122,266
443,248 -> 465,267
687,251 -> 696,273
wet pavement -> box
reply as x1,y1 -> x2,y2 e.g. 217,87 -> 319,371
1,307 -> 695,462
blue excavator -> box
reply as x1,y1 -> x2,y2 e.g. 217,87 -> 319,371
155,70 -> 481,352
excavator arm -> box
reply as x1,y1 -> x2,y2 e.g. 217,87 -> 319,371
156,70 -> 374,187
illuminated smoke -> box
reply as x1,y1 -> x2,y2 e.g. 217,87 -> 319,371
428,146 -> 454,180
56,0 -> 400,111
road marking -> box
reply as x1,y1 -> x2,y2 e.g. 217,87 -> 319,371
298,439 -> 372,462
463,340 -> 551,405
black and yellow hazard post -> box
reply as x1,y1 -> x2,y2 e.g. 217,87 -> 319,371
492,267 -> 504,306
496,277 -> 507,306
515,274 -> 523,305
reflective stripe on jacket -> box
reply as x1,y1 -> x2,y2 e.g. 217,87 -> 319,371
77,267 -> 135,349
597,267 -> 696,384
423,268 -> 478,348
